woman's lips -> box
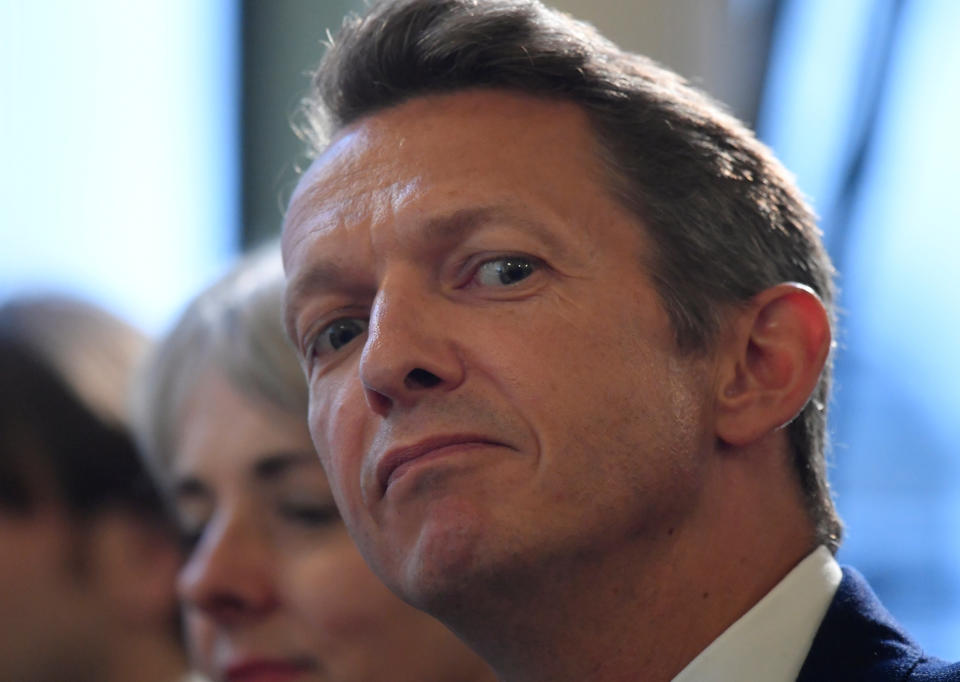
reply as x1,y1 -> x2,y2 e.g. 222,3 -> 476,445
224,658 -> 315,682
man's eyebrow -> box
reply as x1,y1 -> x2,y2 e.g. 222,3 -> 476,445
284,204 -> 565,337
284,260 -> 350,341
282,210 -> 500,335
422,205 -> 567,255
421,206 -> 501,242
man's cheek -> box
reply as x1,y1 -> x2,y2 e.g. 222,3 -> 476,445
315,387 -> 369,493
306,394 -> 330,456
307,389 -> 349,472
310,378 -> 351,438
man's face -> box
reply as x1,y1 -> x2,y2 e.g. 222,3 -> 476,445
282,90 -> 717,606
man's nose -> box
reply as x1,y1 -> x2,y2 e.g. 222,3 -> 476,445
358,278 -> 465,416
177,511 -> 279,626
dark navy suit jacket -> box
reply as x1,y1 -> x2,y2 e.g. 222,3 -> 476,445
797,567 -> 960,681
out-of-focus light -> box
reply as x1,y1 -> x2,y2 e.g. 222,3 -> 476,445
0,0 -> 239,334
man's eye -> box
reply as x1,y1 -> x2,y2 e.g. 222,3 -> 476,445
311,317 -> 368,355
474,257 -> 537,287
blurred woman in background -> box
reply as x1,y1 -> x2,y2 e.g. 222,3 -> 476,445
0,295 -> 150,428
0,297 -> 194,682
134,245 -> 494,682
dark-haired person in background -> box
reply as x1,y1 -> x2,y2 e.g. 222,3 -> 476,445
0,305 -> 196,682
280,1 -> 960,680
0,296 -> 150,429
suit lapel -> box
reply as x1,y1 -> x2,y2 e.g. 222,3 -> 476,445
797,567 -> 921,681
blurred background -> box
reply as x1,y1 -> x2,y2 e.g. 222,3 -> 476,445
2,0 -> 958,658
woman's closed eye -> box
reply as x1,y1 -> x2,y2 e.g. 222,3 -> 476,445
175,503 -> 339,551
278,502 -> 341,527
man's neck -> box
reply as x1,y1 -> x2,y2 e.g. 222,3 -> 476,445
442,452 -> 817,682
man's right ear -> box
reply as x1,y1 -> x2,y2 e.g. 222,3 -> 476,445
713,283 -> 831,448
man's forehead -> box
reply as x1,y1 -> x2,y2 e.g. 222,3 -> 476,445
281,89 -> 608,280
288,128 -> 392,219
291,89 -> 594,188
284,91 -> 595,217
283,133 -> 392,270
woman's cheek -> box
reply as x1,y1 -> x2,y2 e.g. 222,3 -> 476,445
294,541 -> 402,640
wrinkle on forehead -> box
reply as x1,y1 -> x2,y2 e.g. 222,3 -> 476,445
287,89 -> 597,211
283,125 -> 425,261
281,89 -> 624,275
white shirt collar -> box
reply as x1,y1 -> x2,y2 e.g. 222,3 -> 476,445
672,545 -> 841,682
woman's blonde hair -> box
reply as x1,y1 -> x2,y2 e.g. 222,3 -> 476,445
133,243 -> 307,488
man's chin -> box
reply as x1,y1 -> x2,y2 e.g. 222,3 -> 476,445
389,504 -> 495,612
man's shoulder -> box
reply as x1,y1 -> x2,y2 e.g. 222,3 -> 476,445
798,566 -> 960,681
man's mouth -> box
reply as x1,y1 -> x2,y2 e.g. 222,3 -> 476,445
376,434 -> 504,493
